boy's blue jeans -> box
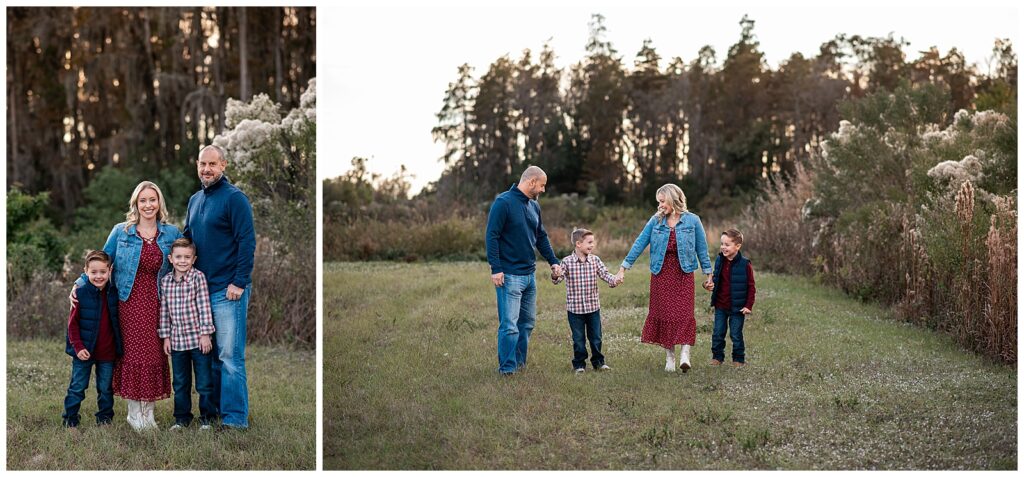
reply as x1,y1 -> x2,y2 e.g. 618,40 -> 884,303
171,347 -> 217,426
62,358 -> 114,427
494,273 -> 537,374
711,308 -> 746,363
210,285 -> 251,428
567,310 -> 605,369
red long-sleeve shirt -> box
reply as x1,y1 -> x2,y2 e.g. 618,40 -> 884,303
714,258 -> 756,311
67,291 -> 116,362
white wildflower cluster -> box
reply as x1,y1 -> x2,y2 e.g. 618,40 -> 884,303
820,120 -> 859,161
920,124 -> 951,144
952,108 -> 972,125
834,120 -> 857,143
213,78 -> 317,173
926,153 -> 994,201
282,78 -> 316,135
921,109 -> 1009,146
213,119 -> 281,174
224,93 -> 282,129
921,108 -> 1009,203
970,110 -> 1008,130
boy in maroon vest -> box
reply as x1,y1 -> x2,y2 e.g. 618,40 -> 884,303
704,229 -> 756,367
62,251 -> 123,428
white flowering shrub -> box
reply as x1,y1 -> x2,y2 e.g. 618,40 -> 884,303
780,83 -> 1017,362
919,108 -> 1013,202
213,77 -> 316,254
224,93 -> 285,129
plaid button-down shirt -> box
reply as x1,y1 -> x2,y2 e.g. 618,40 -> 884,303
552,252 -> 618,314
158,267 -> 215,351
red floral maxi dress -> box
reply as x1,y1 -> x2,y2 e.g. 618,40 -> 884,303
640,228 -> 696,348
113,233 -> 172,401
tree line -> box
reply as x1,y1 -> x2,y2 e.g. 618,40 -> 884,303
424,14 -> 1016,208
6,6 -> 316,222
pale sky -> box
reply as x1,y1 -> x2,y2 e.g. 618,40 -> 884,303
319,1 -> 1020,195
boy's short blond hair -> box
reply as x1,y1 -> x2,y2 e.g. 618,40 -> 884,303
84,250 -> 112,267
571,228 -> 594,245
171,237 -> 196,254
722,228 -> 744,245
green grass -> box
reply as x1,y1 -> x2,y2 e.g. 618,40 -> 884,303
324,260 -> 1017,470
7,340 -> 315,470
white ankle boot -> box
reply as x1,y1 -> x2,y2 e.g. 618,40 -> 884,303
126,400 -> 144,431
664,348 -> 676,372
679,345 -> 692,372
141,401 -> 158,430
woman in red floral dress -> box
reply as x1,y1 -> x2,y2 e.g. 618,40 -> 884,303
114,224 -> 173,428
616,184 -> 713,372
72,181 -> 180,429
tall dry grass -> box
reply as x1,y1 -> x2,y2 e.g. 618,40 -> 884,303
737,162 -> 817,276
742,174 -> 1017,364
982,196 -> 1016,363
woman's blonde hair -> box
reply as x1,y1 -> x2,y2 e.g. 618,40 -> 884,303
124,181 -> 170,231
655,183 -> 688,218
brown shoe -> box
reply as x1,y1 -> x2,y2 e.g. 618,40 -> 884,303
732,361 -> 746,368
710,359 -> 722,366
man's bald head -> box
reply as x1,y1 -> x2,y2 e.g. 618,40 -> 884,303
520,166 -> 546,184
517,166 -> 548,200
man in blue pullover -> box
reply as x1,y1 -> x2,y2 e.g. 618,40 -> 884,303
486,166 -> 562,375
184,144 -> 257,429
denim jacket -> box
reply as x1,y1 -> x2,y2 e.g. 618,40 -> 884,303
76,222 -> 183,302
621,212 -> 713,276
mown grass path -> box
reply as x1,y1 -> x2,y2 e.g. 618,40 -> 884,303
324,261 -> 1016,470
7,341 -> 315,470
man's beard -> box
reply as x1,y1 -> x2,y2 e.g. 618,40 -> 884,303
201,173 -> 223,188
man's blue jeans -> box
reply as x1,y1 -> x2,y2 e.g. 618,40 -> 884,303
711,308 -> 746,363
567,310 -> 604,369
62,359 -> 114,427
495,273 -> 537,374
171,347 -> 216,426
210,285 -> 250,428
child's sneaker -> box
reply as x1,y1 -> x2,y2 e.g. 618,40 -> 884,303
732,361 -> 746,368
710,359 -> 723,366
200,423 -> 213,430
574,368 -> 585,374
170,423 -> 186,430
597,364 -> 611,371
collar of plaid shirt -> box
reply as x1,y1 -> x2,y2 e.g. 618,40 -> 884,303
569,251 -> 592,263
169,267 -> 198,283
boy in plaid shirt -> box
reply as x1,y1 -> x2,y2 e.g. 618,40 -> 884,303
159,238 -> 216,429
551,228 -> 622,373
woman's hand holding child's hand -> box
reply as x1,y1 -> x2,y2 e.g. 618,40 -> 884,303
200,335 -> 213,354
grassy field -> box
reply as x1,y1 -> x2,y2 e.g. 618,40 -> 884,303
7,340 -> 315,470
324,260 -> 1017,470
